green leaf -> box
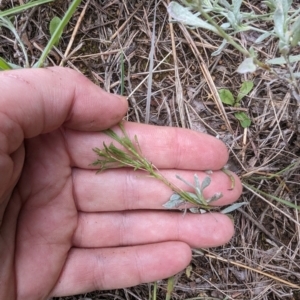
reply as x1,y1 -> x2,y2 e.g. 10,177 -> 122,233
0,0 -> 53,18
236,81 -> 254,102
234,112 -> 251,128
49,16 -> 62,46
218,89 -> 235,105
0,57 -> 12,70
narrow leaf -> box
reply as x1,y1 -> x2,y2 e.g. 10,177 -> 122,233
221,202 -> 247,214
244,183 -> 300,211
220,23 -> 231,29
273,4 -> 284,39
232,0 -> 243,17
281,0 -> 292,18
0,57 -> 12,70
206,192 -> 223,203
200,176 -> 211,192
254,32 -> 272,44
212,39 -> 227,56
0,0 -> 53,18
186,192 -> 201,202
166,276 -> 175,300
194,174 -> 201,190
227,11 -> 237,28
176,174 -> 195,189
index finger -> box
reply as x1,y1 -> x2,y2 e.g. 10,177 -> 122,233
65,121 -> 229,170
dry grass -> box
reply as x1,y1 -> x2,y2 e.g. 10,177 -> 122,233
2,0 -> 300,299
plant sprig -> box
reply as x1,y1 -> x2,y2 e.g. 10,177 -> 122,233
92,123 -> 214,210
92,123 -> 243,213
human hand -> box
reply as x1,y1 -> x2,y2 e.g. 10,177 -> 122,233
0,67 -> 242,299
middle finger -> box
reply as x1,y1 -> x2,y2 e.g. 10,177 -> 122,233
73,168 -> 242,212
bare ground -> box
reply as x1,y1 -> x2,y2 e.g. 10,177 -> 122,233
1,0 -> 300,299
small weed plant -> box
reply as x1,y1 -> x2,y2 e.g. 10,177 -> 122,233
168,0 -> 300,115
218,80 -> 254,128
92,123 -> 245,214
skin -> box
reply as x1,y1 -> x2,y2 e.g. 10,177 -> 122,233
0,67 -> 242,299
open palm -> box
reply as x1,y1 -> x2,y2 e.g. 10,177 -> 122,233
0,67 -> 242,299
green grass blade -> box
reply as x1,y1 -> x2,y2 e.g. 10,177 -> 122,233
165,276 -> 175,300
120,52 -> 124,96
0,17 -> 29,67
0,57 -> 12,70
244,183 -> 300,211
0,0 -> 53,18
151,282 -> 157,300
35,0 -> 82,68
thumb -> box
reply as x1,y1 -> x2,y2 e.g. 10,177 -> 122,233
0,67 -> 128,155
